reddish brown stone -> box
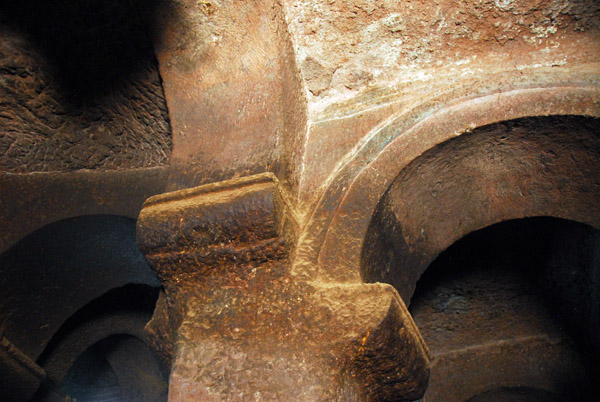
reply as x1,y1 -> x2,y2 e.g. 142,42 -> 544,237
137,173 -> 430,401
1,1 -> 599,400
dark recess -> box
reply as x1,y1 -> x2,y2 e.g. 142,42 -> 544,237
36,284 -> 160,368
0,0 -> 166,103
411,217 -> 600,399
0,215 -> 161,359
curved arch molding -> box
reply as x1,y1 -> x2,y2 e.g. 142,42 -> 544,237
294,83 -> 600,291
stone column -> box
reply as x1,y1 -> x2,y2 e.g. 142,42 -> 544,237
137,173 -> 429,401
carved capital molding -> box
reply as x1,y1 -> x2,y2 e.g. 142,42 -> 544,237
137,173 -> 429,401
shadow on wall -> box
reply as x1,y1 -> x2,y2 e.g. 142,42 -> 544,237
59,334 -> 167,402
412,217 -> 600,358
0,0 -> 173,173
410,217 -> 600,401
0,0 -> 168,103
0,215 -> 167,401
0,215 -> 161,361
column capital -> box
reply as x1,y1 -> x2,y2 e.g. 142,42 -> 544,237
137,173 -> 429,401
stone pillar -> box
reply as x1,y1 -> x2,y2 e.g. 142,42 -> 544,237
137,173 -> 429,401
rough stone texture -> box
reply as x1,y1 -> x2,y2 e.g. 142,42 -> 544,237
0,0 -> 599,400
363,116 -> 600,301
292,67 -> 600,217
137,174 -> 430,401
0,167 -> 170,254
283,0 -> 600,113
147,0 -> 306,193
0,0 -> 171,173
298,87 -> 600,287
275,0 -> 600,219
412,268 -> 592,401
409,219 -> 600,400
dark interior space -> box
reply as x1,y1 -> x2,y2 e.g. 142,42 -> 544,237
409,217 -> 600,401
29,287 -> 168,402
361,115 -> 600,305
0,216 -> 167,401
0,0 -> 165,101
59,334 -> 167,402
0,0 -> 598,400
61,339 -> 121,401
36,284 -> 161,370
0,215 -> 160,359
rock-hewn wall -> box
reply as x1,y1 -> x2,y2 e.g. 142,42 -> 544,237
0,0 -> 171,173
279,0 -> 600,215
146,0 -> 306,193
283,0 -> 600,113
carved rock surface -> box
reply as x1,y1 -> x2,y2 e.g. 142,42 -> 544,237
0,0 -> 171,173
137,173 -> 430,401
283,0 -> 600,112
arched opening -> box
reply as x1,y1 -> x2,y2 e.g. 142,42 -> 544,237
0,215 -> 168,400
32,284 -> 168,401
358,114 -> 600,400
60,334 -> 166,402
362,115 -> 600,302
0,215 -> 161,360
62,339 -> 121,401
409,217 -> 599,401
301,87 -> 600,285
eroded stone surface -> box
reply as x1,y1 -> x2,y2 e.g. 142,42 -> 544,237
137,174 -> 430,401
147,0 -> 307,193
276,0 -> 600,218
409,220 -> 600,401
0,0 -> 171,173
1,1 -> 599,400
362,116 -> 600,301
282,0 -> 600,113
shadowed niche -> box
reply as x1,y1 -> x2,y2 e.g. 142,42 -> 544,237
0,0 -> 167,102
410,217 -> 600,401
0,0 -> 174,172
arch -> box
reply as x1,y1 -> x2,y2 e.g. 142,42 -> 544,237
410,217 -> 600,401
292,84 -> 600,289
37,284 -> 161,382
33,285 -> 168,401
60,334 -> 168,402
362,115 -> 600,301
0,215 -> 161,361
